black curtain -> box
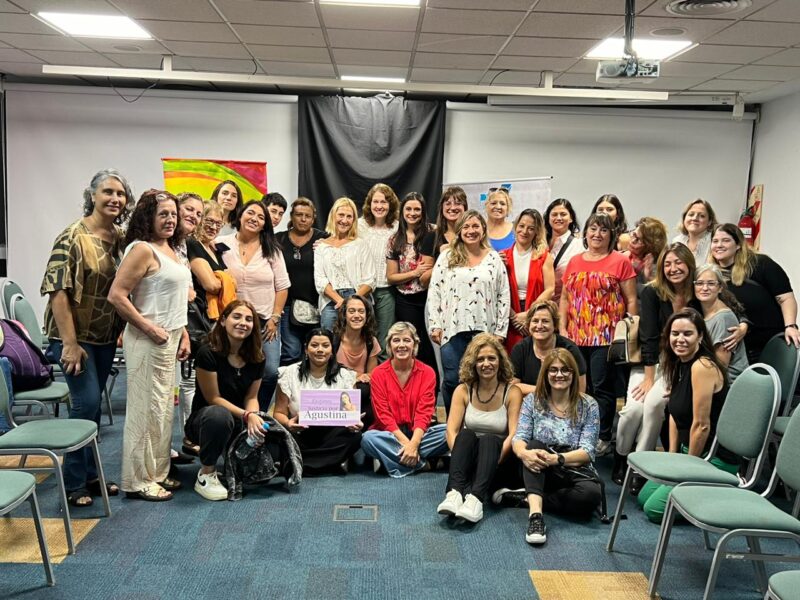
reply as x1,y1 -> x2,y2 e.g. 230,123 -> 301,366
298,95 -> 445,226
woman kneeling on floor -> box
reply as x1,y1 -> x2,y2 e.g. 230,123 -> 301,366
274,328 -> 363,474
510,348 -> 601,545
362,322 -> 448,477
437,333 -> 522,523
184,300 -> 266,501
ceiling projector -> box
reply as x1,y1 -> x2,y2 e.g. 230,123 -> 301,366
596,58 -> 661,84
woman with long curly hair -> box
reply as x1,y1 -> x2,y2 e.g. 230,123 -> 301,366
437,333 -> 522,523
333,295 -> 380,383
109,189 -> 192,501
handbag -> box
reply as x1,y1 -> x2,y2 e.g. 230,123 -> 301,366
289,299 -> 320,327
186,300 -> 213,355
608,315 -> 641,365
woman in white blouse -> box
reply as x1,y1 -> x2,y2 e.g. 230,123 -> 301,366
358,183 -> 399,359
315,197 -> 375,332
427,210 -> 511,415
672,198 -> 718,265
544,199 -> 583,305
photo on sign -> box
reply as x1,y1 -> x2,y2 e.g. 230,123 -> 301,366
298,389 -> 361,427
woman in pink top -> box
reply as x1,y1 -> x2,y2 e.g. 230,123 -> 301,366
333,295 -> 381,382
217,200 -> 290,411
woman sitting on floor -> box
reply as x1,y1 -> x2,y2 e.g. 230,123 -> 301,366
184,300 -> 266,501
437,333 -> 522,523
508,348 -> 601,546
333,295 -> 380,383
274,328 -> 363,474
362,322 -> 449,477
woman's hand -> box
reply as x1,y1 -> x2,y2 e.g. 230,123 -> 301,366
60,342 -> 88,376
334,297 -> 345,310
246,412 -> 266,440
786,326 -> 800,348
347,413 -> 367,433
147,323 -> 170,345
356,373 -> 371,383
430,328 -> 442,345
512,311 -> 528,332
286,415 -> 308,434
631,377 -> 655,402
187,288 -> 197,302
398,440 -> 420,466
414,263 -> 432,278
264,318 -> 279,342
520,449 -> 551,473
176,334 -> 191,361
722,322 -> 748,352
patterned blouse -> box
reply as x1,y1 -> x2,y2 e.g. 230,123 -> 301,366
386,236 -> 427,295
513,393 -> 600,461
427,248 -> 510,346
313,238 -> 376,312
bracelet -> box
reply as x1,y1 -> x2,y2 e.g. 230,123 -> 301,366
271,314 -> 281,323
786,324 -> 798,330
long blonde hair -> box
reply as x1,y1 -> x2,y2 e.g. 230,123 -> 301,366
325,197 -> 358,240
447,210 -> 490,268
710,223 -> 757,286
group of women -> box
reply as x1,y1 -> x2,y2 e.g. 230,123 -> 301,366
39,168 -> 800,544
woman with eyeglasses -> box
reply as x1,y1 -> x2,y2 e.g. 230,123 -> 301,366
275,197 -> 329,365
623,217 -> 668,290
485,188 -> 515,252
592,194 -> 629,251
694,264 -> 749,383
544,198 -> 582,305
710,223 -> 800,362
210,180 -> 243,236
673,198 -> 718,265
505,348 -> 601,545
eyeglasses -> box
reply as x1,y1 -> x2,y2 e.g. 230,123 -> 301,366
693,280 -> 720,289
548,367 -> 574,376
293,246 -> 301,260
204,219 -> 224,230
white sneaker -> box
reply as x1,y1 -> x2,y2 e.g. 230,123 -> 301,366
195,471 -> 227,501
456,493 -> 483,523
596,439 -> 612,457
437,489 -> 463,516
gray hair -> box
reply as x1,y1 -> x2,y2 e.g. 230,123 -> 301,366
385,321 -> 420,358
82,168 -> 135,224
695,263 -> 725,283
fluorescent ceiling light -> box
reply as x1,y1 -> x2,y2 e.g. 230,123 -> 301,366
341,75 -> 406,83
586,38 -> 693,61
38,12 -> 152,39
320,0 -> 419,6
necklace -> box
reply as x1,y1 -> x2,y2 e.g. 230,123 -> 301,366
238,237 -> 259,258
476,381 -> 501,404
550,401 -> 570,416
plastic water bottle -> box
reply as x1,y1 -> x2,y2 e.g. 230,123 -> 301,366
245,422 -> 270,448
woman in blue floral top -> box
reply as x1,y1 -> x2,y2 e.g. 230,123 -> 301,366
509,348 -> 601,545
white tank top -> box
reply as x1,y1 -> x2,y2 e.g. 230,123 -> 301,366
464,384 -> 509,436
124,241 -> 191,331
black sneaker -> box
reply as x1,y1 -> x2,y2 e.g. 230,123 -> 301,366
491,487 -> 528,508
525,512 -> 547,545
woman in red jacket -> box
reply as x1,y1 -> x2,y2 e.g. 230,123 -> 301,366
503,209 -> 555,353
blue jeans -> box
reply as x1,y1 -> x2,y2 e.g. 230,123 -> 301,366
361,424 -> 448,478
47,340 -> 116,492
258,333 -> 281,412
320,288 -> 356,332
440,331 -> 480,416
372,287 -> 395,361
279,305 -> 315,366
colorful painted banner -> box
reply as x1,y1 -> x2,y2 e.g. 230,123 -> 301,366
161,158 -> 267,201
746,184 -> 763,251
298,389 -> 361,427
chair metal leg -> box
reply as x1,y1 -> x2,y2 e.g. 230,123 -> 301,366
607,464 -> 633,551
703,530 -> 713,550
747,536 -> 769,594
28,490 -> 54,586
648,497 -> 677,597
102,388 -> 114,426
90,438 -> 111,517
49,451 -> 75,554
703,532 -> 732,600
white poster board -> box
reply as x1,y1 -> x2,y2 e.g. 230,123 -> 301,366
443,176 -> 552,220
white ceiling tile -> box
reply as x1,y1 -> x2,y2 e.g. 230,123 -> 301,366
428,0 -> 532,10
0,32 -> 86,51
691,78 -> 780,92
632,16 -> 732,41
517,13 -> 621,39
111,0 -> 221,22
333,48 -> 410,67
641,0 -> 772,20
676,44 -> 781,64
0,13 -> 61,34
480,70 -> 543,85
416,33 -> 506,55
215,0 -> 320,27
77,38 -> 171,54
565,58 -> 602,74
422,8 -> 525,36
705,21 -> 800,47
27,49 -> 118,66
249,44 -> 330,63
160,41 -> 252,59
410,67 -> 484,83
337,64 -> 406,79
755,48 -> 800,67
504,37 -> 597,57
492,55 -> 577,71
328,29 -> 415,51
320,5 -> 419,32
0,1 -> 25,11
137,21 -> 237,43
748,0 -> 800,22
413,52 -> 492,69
718,64 -> 800,81
0,47 -> 41,62
660,61 -> 737,77
172,56 -> 261,74
0,61 -> 48,77
259,61 -> 335,77
10,0 -> 118,13
535,0 -> 626,14
103,52 -> 165,68
233,25 -> 325,47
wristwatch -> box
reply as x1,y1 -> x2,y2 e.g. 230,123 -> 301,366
785,324 -> 798,330
557,453 -> 565,466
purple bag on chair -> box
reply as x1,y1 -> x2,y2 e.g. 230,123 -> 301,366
0,319 -> 53,392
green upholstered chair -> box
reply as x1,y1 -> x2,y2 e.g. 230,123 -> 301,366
607,363 -> 781,552
0,364 -> 111,555
1,278 -> 24,319
0,470 -> 54,586
766,571 -> 800,600
648,405 -> 800,600
761,334 -> 800,479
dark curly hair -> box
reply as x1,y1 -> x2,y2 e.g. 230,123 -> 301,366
333,295 -> 377,347
233,200 -> 281,259
123,189 -> 184,250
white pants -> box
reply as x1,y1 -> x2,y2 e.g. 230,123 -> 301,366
615,364 -> 669,455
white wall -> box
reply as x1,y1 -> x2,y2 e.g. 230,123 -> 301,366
750,92 -> 800,290
445,104 -> 754,232
5,85 -> 298,317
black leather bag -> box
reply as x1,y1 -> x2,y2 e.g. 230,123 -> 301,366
186,300 -> 213,355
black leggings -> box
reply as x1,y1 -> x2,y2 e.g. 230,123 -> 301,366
446,429 -> 503,502
395,291 -> 437,377
522,439 -> 601,518
185,405 -> 236,467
